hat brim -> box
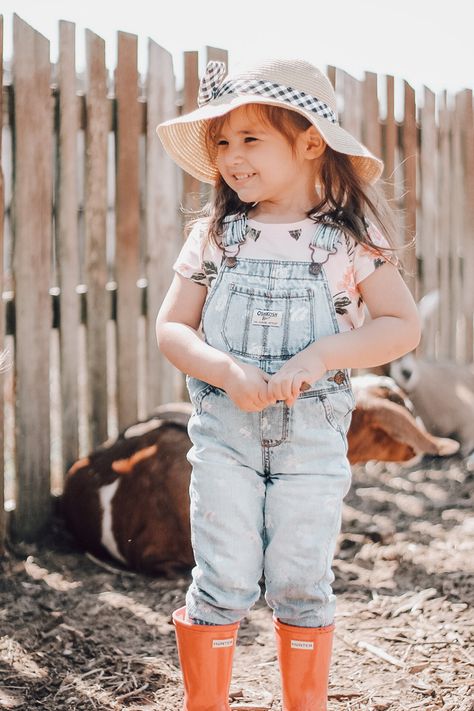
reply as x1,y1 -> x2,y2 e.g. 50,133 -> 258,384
157,94 -> 383,185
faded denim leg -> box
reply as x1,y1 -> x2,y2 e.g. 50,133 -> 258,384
263,403 -> 352,628
185,403 -> 267,625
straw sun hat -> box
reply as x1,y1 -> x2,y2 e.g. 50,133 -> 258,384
156,58 -> 384,185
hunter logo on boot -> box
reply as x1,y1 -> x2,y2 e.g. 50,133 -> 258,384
291,640 -> 314,650
212,638 -> 234,648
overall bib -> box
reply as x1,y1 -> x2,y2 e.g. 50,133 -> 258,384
185,214 -> 355,628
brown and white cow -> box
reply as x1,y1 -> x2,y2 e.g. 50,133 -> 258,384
62,403 -> 194,576
62,378 -> 458,575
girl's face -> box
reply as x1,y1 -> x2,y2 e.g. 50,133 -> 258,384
213,105 -> 321,210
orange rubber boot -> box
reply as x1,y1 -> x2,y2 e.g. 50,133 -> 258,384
172,606 -> 239,711
274,617 -> 334,711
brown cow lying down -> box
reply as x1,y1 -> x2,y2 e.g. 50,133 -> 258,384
62,377 -> 458,575
349,374 -> 459,462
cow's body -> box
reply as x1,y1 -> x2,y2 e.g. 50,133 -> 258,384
63,405 -> 194,576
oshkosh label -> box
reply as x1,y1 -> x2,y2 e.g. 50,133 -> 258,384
212,638 -> 234,648
291,640 -> 314,650
252,308 -> 283,327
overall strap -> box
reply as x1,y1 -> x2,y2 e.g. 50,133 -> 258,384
310,219 -> 343,251
221,213 -> 249,247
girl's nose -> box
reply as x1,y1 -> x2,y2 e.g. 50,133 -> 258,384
226,144 -> 244,166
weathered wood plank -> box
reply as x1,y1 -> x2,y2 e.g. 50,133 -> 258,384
11,15 -> 52,539
340,70 -> 363,142
363,71 -> 381,159
202,47 -> 228,207
402,80 -> 417,297
115,31 -> 140,430
326,65 -> 336,90
206,45 -> 228,67
57,20 -> 80,471
419,87 -> 438,357
84,29 -> 108,448
182,51 -> 201,213
383,75 -> 396,203
451,93 -> 464,361
0,14 -> 5,553
145,39 -> 181,410
438,92 -> 451,359
460,90 -> 474,361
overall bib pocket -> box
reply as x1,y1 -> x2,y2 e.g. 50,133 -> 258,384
221,283 -> 314,359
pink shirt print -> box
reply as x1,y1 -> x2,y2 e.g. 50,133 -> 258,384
173,217 -> 395,333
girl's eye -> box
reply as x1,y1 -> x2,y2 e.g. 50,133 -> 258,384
216,137 -> 257,146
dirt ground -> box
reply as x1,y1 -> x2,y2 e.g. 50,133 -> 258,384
1,452 -> 473,711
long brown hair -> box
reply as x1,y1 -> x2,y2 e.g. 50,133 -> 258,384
194,103 -> 404,267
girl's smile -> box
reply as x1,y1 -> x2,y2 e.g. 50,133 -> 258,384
232,172 -> 256,184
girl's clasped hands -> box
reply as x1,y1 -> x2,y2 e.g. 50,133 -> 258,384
224,354 -> 327,411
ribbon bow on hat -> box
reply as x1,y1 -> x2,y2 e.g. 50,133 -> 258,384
198,61 -> 227,107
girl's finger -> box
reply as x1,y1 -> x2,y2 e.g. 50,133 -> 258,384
291,374 -> 302,398
261,390 -> 276,406
281,382 -> 293,401
268,381 -> 281,402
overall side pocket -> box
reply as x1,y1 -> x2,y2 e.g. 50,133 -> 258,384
186,376 -> 215,416
320,390 -> 355,437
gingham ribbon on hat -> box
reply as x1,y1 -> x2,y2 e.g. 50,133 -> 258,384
198,61 -> 227,106
197,61 -> 338,124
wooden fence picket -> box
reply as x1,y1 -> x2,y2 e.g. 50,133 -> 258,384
363,71 -> 381,159
0,14 -> 5,553
438,92 -> 452,359
384,75 -> 396,203
84,29 -> 109,449
57,20 -> 80,471
452,93 -> 465,360
182,51 -> 201,214
115,31 -> 140,431
461,90 -> 474,361
340,70 -> 363,142
206,45 -> 228,66
11,15 -> 53,540
402,80 -> 417,298
419,87 -> 438,356
145,39 -> 180,412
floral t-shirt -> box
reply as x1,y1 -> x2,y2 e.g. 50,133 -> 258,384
173,217 -> 394,332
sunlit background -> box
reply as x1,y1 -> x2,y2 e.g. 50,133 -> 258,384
1,0 -> 472,92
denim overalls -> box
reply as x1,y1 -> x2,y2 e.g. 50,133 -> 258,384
185,214 -> 355,628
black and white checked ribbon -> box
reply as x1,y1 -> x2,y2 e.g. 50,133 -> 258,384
198,61 -> 227,106
197,61 -> 338,124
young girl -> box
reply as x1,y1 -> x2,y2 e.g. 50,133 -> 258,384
156,58 -> 420,711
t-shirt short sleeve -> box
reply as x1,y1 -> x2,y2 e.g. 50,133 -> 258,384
173,220 -> 222,288
353,221 -> 396,285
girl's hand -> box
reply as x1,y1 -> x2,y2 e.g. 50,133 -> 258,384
268,353 -> 327,407
224,359 -> 277,412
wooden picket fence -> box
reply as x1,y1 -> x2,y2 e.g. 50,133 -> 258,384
1,14 -> 473,550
